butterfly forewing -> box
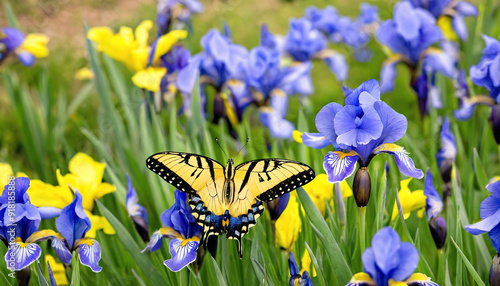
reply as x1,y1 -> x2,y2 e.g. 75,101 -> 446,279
146,152 -> 225,196
234,159 -> 316,202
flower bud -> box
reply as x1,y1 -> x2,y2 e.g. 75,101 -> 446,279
266,193 -> 290,221
353,167 -> 371,207
132,215 -> 150,243
490,105 -> 500,145
428,216 -> 447,249
18,267 -> 31,286
490,254 -> 500,286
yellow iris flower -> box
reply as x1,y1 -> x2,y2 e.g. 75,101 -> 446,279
302,173 -> 352,215
45,255 -> 68,285
87,21 -> 187,92
75,67 -> 95,80
300,251 -> 317,277
437,16 -> 459,41
0,162 -> 28,187
391,178 -> 426,221
28,153 -> 116,237
21,33 -> 50,58
275,192 -> 301,251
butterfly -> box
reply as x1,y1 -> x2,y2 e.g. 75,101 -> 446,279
146,149 -> 315,258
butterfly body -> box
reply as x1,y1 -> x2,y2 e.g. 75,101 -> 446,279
146,151 -> 315,258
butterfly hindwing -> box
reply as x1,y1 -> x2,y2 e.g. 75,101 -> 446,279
234,159 -> 316,202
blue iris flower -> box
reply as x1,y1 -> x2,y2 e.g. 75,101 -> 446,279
177,27 -> 251,123
143,190 -> 202,272
455,36 -> 500,121
302,79 -> 423,183
282,18 -> 347,84
405,0 -> 478,40
436,116 -> 456,187
0,28 -> 36,66
156,0 -> 204,35
43,190 -> 103,272
362,227 -> 419,286
465,180 -> 500,253
249,26 -> 313,139
305,3 -> 378,62
424,170 -> 443,219
126,175 -> 149,242
288,252 -> 313,286
376,2 -> 457,95
0,178 -> 61,271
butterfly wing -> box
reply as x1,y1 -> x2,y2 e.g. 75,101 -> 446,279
146,152 -> 227,216
219,159 -> 315,257
234,159 -> 316,203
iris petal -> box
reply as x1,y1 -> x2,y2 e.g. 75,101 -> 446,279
78,239 -> 102,273
424,170 -> 443,219
301,132 -> 331,149
465,209 -> 500,235
323,151 -> 359,183
164,238 -> 199,272
5,242 -> 41,271
373,143 -> 424,179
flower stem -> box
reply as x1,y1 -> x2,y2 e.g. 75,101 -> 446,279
358,206 -> 367,256
335,182 -> 346,240
438,249 -> 445,283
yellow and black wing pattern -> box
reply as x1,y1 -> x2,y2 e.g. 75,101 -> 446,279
146,152 -> 315,258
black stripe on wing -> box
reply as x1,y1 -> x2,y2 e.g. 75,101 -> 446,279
145,152 -> 224,194
235,159 -> 316,202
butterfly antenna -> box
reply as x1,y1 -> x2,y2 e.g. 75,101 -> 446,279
235,138 -> 249,157
215,137 -> 229,159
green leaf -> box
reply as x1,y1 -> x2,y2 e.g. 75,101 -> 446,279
211,256 -> 228,286
304,242 -> 326,286
96,200 -> 168,285
70,253 -> 80,286
450,236 -> 486,286
473,148 -> 488,189
297,187 -> 352,285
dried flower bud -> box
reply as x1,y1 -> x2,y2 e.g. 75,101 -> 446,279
490,254 -> 500,286
490,105 -> 500,145
353,167 -> 371,207
428,216 -> 447,249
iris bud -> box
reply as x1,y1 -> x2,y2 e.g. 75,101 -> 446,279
490,105 -> 500,145
132,215 -> 150,243
490,254 -> 500,286
18,267 -> 31,286
266,193 -> 290,221
428,216 -> 447,249
353,167 -> 371,207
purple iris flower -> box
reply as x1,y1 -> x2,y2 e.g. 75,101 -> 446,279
362,227 -> 419,286
143,190 -> 202,272
302,80 -> 423,184
377,2 -> 457,96
305,3 -> 378,62
126,175 -> 149,242
248,27 -> 313,139
288,252 -> 313,286
156,0 -> 204,35
455,36 -> 500,143
406,0 -> 477,40
177,28 -> 251,125
46,191 -> 103,272
435,116 -> 456,192
0,27 -> 36,66
0,178 -> 61,271
465,180 -> 500,253
424,170 -> 443,219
